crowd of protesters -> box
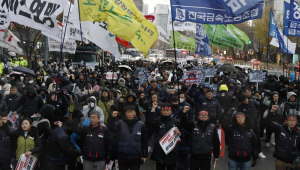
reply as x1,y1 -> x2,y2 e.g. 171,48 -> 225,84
0,58 -> 299,170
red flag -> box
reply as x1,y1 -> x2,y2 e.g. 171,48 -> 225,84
116,36 -> 131,48
144,15 -> 155,23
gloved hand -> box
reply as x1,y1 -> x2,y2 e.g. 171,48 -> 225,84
251,159 -> 257,167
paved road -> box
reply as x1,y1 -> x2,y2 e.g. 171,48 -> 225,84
142,135 -> 277,170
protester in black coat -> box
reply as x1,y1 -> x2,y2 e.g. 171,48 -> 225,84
265,75 -> 279,92
150,103 -> 181,170
222,113 -> 258,169
41,121 -> 81,170
108,105 -> 148,170
216,84 -> 233,122
266,105 -> 300,169
181,110 -> 220,170
4,86 -> 20,113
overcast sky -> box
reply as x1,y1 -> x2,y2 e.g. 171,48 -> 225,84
143,0 -> 170,13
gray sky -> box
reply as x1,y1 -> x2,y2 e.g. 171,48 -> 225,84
143,0 -> 170,13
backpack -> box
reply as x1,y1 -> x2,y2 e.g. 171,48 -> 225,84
32,119 -> 51,138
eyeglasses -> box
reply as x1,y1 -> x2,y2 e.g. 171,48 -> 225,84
89,116 -> 99,120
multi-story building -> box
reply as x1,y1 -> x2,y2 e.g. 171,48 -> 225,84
133,0 -> 143,12
143,4 -> 148,14
154,4 -> 169,32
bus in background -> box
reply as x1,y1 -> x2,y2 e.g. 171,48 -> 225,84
61,46 -> 100,70
166,49 -> 189,60
123,48 -> 144,61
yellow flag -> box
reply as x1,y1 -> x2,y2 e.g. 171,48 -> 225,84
78,0 -> 140,41
131,20 -> 158,57
112,0 -> 159,56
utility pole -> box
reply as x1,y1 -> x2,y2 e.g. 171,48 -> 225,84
44,36 -> 48,67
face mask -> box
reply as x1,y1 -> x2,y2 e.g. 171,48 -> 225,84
29,80 -> 33,84
174,86 -> 179,90
90,102 -> 95,108
180,98 -> 184,103
20,77 -> 24,81
1,78 -> 4,81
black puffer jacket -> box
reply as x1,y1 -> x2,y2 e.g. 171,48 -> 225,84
221,115 -> 258,163
150,115 -> 181,164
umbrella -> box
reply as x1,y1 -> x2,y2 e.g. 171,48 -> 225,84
12,66 -> 35,76
217,64 -> 238,72
161,60 -> 172,64
9,71 -> 24,76
118,65 -> 133,71
212,58 -> 221,62
0,54 -> 9,62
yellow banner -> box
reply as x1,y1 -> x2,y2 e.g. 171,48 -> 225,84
131,20 -> 158,57
79,0 -> 140,41
113,0 -> 158,56
79,0 -> 158,56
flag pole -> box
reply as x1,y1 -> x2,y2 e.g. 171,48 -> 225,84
171,21 -> 179,98
77,0 -> 91,107
53,1 -> 72,110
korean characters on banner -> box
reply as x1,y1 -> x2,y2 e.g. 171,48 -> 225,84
170,0 -> 263,24
1,0 -> 67,34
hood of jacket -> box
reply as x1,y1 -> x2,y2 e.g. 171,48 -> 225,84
27,85 -> 36,94
287,91 -> 297,101
126,91 -> 136,103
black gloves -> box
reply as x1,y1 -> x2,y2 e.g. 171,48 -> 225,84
251,159 -> 257,167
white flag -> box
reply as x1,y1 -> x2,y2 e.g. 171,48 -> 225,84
82,22 -> 121,60
0,5 -> 10,30
144,12 -> 170,44
2,0 -> 68,34
270,31 -> 296,54
0,30 -> 23,54
62,1 -> 88,43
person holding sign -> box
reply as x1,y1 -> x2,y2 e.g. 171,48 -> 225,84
180,110 -> 220,170
108,105 -> 148,170
2,116 -> 41,168
221,112 -> 259,170
150,103 -> 181,170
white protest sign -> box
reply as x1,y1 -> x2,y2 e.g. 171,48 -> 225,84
1,0 -> 67,34
15,154 -> 38,170
159,127 -> 181,155
204,68 -> 217,78
105,160 -> 114,170
48,38 -> 76,54
106,72 -> 118,80
248,70 -> 266,82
